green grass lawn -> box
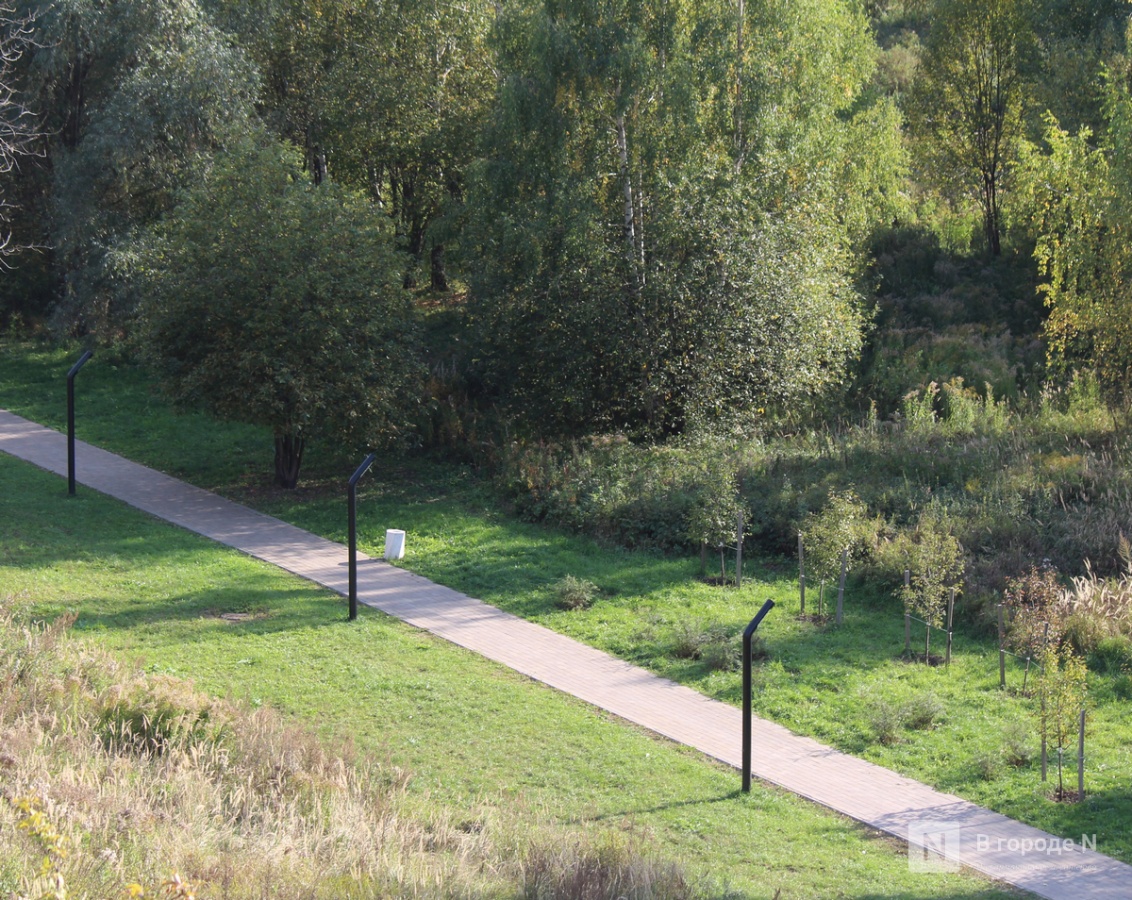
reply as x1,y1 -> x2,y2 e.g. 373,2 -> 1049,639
0,453 -> 1022,898
2,337 -> 1128,871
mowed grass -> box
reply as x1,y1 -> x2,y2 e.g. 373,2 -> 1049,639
3,338 -> 1130,867
0,455 -> 1022,898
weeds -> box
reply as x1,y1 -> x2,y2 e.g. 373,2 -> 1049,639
495,373 -> 1132,627
867,693 -> 943,746
0,596 -> 713,900
554,575 -> 600,611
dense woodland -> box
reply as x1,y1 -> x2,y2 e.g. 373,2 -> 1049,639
2,0 -> 1132,601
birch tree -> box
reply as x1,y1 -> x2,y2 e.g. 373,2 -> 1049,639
464,0 -> 885,438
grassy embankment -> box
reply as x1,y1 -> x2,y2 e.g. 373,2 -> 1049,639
2,338 -> 1128,878
0,454 -> 1021,898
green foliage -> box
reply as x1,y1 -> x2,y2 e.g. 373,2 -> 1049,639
464,0 -> 882,439
800,489 -> 871,583
909,0 -> 1034,255
1002,718 -> 1035,767
898,504 -> 965,649
867,692 -> 943,746
684,458 -> 744,552
17,0 -> 261,334
668,621 -> 748,672
125,137 -> 424,486
1036,643 -> 1088,796
2,455 -> 998,899
1018,93 -> 1132,410
554,575 -> 600,611
1088,636 -> 1132,674
1002,565 -> 1063,659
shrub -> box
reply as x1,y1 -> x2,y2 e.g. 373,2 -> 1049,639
971,748 -> 1002,781
671,621 -> 708,660
699,638 -> 740,673
902,693 -> 944,731
554,575 -> 599,611
868,698 -> 906,746
668,622 -> 756,671
1088,636 -> 1132,674
97,676 -> 225,756
800,489 -> 872,585
1002,720 -> 1034,768
1002,565 -> 1064,659
1113,674 -> 1132,700
1061,610 -> 1110,657
899,505 -> 965,661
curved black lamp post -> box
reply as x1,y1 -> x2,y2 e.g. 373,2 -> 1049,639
742,598 -> 776,793
347,452 -> 378,620
66,350 -> 94,495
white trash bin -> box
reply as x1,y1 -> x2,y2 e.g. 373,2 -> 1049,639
384,529 -> 406,560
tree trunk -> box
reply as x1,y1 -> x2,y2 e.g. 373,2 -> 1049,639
273,433 -> 305,489
983,170 -> 1001,256
733,0 -> 745,168
614,110 -> 642,296
64,55 -> 91,150
306,129 -> 328,186
430,243 -> 449,292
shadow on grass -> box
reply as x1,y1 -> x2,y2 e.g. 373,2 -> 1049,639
70,584 -> 344,641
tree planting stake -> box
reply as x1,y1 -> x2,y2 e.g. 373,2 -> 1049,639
742,598 -> 776,793
347,452 -> 378,620
945,587 -> 955,665
998,603 -> 1006,689
735,512 -> 744,588
835,547 -> 848,625
798,534 -> 805,616
1078,708 -> 1086,800
66,350 -> 94,496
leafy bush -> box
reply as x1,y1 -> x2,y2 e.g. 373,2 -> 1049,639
868,697 -> 906,746
1002,720 -> 1034,768
800,489 -> 872,584
902,693 -> 944,731
554,575 -> 600,611
1003,565 -> 1064,658
899,505 -> 965,660
670,621 -> 708,660
866,692 -> 942,746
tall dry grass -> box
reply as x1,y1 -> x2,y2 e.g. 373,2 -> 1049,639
0,595 -> 713,900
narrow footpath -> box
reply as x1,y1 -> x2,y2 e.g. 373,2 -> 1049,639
2,408 -> 1129,900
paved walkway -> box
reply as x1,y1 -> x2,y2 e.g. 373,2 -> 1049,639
2,408 -> 1130,899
